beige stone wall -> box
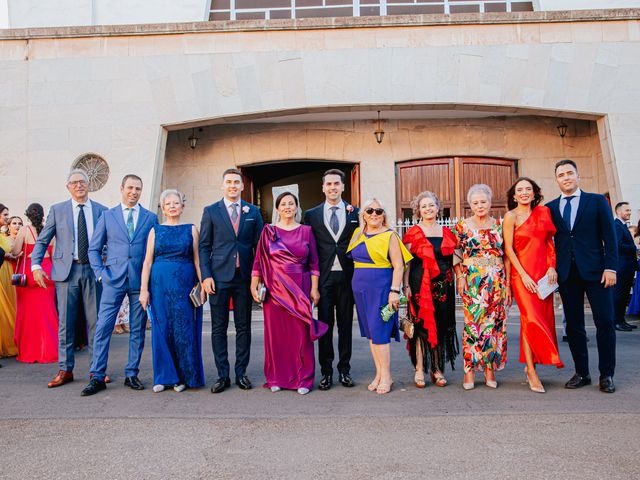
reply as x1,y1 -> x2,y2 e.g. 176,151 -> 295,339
163,116 -> 604,225
1,11 -> 639,220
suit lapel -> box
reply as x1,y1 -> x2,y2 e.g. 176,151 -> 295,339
238,201 -> 247,236
549,197 -> 568,232
65,200 -> 74,235
131,207 -> 150,241
90,202 -> 102,228
217,200 -> 236,237
114,206 -> 130,239
572,193 -> 590,231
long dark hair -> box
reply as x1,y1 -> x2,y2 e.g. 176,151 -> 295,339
507,177 -> 544,211
25,203 -> 45,235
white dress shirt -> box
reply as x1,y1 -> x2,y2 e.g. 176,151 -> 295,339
559,188 -> 581,230
223,197 -> 241,219
32,198 -> 95,271
323,201 -> 346,271
72,199 -> 94,260
121,203 -> 140,230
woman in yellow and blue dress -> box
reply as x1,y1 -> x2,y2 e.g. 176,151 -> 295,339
347,198 -> 412,394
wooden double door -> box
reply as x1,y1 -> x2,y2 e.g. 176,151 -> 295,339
396,157 -> 517,220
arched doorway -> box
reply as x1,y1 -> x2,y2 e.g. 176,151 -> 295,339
395,157 -> 517,220
240,160 -> 360,222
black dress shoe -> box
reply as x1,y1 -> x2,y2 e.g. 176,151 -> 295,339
622,321 -> 637,330
318,375 -> 333,391
81,378 -> 107,396
235,375 -> 252,390
211,378 -> 231,394
600,375 -> 616,393
599,375 -> 616,393
615,323 -> 632,332
565,373 -> 592,389
124,376 -> 145,390
339,373 -> 355,388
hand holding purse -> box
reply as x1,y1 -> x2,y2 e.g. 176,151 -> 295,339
11,248 -> 27,287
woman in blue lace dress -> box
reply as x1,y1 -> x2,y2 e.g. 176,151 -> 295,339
140,189 -> 206,392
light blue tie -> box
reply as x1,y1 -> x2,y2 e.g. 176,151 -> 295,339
126,208 -> 135,241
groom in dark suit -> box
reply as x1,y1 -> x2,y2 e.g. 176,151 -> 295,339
613,202 -> 638,332
199,168 -> 263,393
304,169 -> 360,390
547,159 -> 618,393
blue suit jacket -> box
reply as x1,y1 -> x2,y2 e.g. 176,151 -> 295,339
88,205 -> 157,290
614,218 -> 638,273
198,199 -> 263,284
547,192 -> 618,284
32,199 -> 107,282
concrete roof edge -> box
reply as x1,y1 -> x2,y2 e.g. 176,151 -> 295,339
1,8 -> 639,40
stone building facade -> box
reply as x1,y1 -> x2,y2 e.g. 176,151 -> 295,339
0,7 -> 639,223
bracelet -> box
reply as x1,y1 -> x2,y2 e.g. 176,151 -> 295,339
456,274 -> 465,279
390,288 -> 401,294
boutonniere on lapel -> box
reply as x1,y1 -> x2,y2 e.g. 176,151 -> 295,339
346,204 -> 354,214
242,205 -> 250,214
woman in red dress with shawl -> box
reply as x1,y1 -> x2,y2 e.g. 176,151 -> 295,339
402,192 -> 459,388
503,177 -> 564,393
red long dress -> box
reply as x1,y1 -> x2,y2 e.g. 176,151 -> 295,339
511,206 -> 563,367
14,238 -> 59,364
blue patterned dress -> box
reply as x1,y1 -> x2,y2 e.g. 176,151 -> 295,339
149,224 -> 204,388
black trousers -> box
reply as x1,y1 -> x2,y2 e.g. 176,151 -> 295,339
614,269 -> 635,325
209,269 -> 252,379
558,263 -> 616,378
317,271 -> 354,376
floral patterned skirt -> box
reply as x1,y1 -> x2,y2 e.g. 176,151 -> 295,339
461,265 -> 508,373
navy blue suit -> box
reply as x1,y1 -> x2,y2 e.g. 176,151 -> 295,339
199,199 -> 263,379
88,205 -> 157,381
547,191 -> 617,378
614,218 -> 638,325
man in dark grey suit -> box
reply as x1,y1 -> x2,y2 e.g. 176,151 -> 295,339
32,169 -> 107,388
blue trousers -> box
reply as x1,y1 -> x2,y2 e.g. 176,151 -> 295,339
90,281 -> 147,380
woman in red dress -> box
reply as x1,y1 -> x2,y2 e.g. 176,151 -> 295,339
11,203 -> 58,363
503,178 -> 564,393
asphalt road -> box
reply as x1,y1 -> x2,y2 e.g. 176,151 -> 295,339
1,310 -> 639,479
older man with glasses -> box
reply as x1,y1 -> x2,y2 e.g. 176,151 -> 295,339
32,169 -> 108,388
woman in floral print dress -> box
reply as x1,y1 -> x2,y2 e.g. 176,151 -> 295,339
453,184 -> 511,390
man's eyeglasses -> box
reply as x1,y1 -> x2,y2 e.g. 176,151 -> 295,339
364,208 -> 384,215
68,180 -> 88,186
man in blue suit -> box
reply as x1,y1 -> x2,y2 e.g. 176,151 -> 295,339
31,169 -> 107,388
81,174 -> 158,396
613,202 -> 638,332
199,168 -> 263,393
547,159 -> 618,393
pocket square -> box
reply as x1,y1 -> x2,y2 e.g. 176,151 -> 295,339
350,220 -> 358,223
246,218 -> 255,222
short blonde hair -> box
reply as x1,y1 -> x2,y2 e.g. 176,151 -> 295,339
411,191 -> 440,220
359,197 -> 390,231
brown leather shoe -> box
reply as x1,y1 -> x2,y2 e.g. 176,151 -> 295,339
48,370 -> 74,388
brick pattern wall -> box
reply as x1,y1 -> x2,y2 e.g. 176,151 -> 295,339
209,1 -> 533,21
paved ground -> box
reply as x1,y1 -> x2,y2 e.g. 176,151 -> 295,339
1,310 -> 639,479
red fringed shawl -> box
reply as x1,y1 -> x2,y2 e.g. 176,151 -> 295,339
402,225 -> 457,348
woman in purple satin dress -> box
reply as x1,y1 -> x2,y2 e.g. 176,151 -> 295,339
251,192 -> 327,395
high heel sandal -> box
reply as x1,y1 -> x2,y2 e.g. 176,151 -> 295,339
376,381 -> 393,394
524,366 -> 545,393
462,372 -> 475,390
431,372 -> 448,387
414,371 -> 426,389
367,379 -> 380,392
484,370 -> 498,389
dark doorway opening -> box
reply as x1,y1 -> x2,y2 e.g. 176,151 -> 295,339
241,160 -> 359,222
